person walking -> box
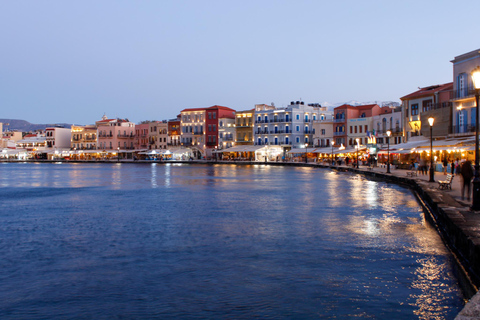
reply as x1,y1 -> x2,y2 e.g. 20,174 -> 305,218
443,157 -> 448,175
460,160 -> 474,201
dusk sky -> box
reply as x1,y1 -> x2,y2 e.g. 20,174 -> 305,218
1,0 -> 480,125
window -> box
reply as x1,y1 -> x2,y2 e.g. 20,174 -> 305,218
422,100 -> 432,112
364,125 -> 368,132
208,112 -> 212,119
213,113 -> 216,119
350,126 -> 353,134
296,114 -> 300,120
296,137 -> 300,143
296,125 -> 300,132
361,113 -> 366,118
359,126 -> 362,133
321,129 -> 325,135
213,124 -> 216,132
411,104 -> 419,116
355,126 -> 357,133
208,124 -> 212,132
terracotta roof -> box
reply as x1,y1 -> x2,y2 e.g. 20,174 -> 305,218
334,104 -> 356,110
400,82 -> 453,100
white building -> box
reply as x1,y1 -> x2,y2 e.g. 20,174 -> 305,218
254,101 -> 321,151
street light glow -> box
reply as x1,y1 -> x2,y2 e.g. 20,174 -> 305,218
472,66 -> 480,89
428,117 -> 435,127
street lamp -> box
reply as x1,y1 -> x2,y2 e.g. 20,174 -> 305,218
356,138 -> 360,169
331,140 -> 334,165
117,147 -> 120,162
471,66 -> 480,210
304,143 -> 308,163
386,130 -> 391,173
428,117 -> 435,182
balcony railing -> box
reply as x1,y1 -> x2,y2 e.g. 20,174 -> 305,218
334,118 -> 346,123
334,132 -> 345,136
98,133 -> 113,138
449,125 -> 476,135
117,134 -> 135,138
450,87 -> 475,100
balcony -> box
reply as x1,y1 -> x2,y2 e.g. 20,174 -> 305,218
449,125 -> 476,135
117,133 -> 135,139
450,87 -> 475,101
98,133 -> 113,138
334,132 -> 345,136
334,118 -> 346,123
85,136 -> 96,141
270,130 -> 285,134
236,123 -> 253,127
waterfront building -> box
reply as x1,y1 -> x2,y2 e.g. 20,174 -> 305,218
235,109 -> 254,146
148,121 -> 168,150
71,125 -> 97,150
372,106 -> 403,145
168,116 -> 181,147
334,104 -> 383,147
312,106 -> 334,147
180,107 -> 206,159
449,49 -> 480,138
254,101 -> 320,155
218,117 -> 235,150
180,105 -> 236,159
96,116 -> 135,151
1,131 -> 23,149
400,83 -> 453,141
134,122 -> 150,150
46,127 -> 71,149
205,106 -> 236,158
16,132 -> 47,153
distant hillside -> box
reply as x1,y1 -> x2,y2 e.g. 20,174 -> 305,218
0,119 -> 72,132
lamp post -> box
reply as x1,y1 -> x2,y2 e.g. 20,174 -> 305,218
471,67 -> 480,210
386,130 -> 391,173
356,138 -> 360,169
428,117 -> 435,182
331,140 -> 334,165
117,147 -> 120,163
304,143 -> 308,163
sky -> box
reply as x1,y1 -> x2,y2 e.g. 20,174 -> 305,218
1,0 -> 480,125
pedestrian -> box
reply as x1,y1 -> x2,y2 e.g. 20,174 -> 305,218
455,158 -> 460,176
460,160 -> 474,200
451,159 -> 455,175
419,158 -> 426,175
443,157 -> 448,175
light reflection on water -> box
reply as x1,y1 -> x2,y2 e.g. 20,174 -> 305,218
0,163 -> 464,319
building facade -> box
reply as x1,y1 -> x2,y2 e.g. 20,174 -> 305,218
400,83 -> 453,141
254,101 -> 320,149
97,118 -> 135,151
71,125 -> 97,150
450,49 -> 480,138
235,109 -> 254,145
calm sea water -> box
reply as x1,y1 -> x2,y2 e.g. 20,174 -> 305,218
0,162 -> 464,319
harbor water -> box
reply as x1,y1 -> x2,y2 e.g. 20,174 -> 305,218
0,162 -> 464,319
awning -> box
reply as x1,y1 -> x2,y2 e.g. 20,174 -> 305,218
219,145 -> 266,153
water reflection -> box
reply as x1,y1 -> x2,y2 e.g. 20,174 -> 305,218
151,163 -> 158,188
0,163 -> 463,319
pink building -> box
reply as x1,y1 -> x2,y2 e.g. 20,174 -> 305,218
96,117 -> 135,151
135,123 -> 149,150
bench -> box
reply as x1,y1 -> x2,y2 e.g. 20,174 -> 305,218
438,174 -> 454,190
406,171 -> 417,177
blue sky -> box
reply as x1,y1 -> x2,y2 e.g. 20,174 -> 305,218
1,0 -> 480,125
